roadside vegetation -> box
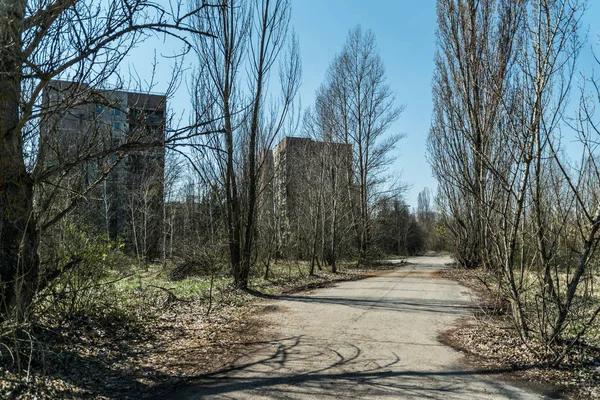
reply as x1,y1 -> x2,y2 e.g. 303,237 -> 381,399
0,0 -> 418,397
1,245 -> 397,399
428,0 -> 600,396
0,0 -> 480,398
429,2 -> 600,394
439,267 -> 600,399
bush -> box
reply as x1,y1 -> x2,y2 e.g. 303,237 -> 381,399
167,243 -> 226,281
168,259 -> 208,281
36,222 -> 126,316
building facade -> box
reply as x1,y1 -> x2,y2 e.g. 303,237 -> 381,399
260,136 -> 353,258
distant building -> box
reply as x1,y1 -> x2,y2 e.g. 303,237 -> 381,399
41,81 -> 166,259
260,136 -> 353,256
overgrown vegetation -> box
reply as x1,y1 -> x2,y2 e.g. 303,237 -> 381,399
440,267 -> 600,399
0,230 -> 388,398
0,0 -> 431,396
429,0 -> 600,370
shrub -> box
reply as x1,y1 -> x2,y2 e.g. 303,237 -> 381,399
36,222 -> 126,317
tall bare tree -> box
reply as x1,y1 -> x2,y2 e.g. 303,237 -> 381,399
428,0 -> 524,270
190,0 -> 300,289
318,26 -> 403,261
429,0 -> 600,359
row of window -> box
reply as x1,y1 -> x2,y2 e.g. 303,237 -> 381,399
96,107 -> 163,119
96,121 -> 164,131
96,106 -> 122,115
111,122 -> 164,130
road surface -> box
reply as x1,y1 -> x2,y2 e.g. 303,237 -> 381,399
170,256 -> 545,399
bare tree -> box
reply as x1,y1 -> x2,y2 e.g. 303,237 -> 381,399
428,0 -> 524,270
190,0 -> 300,289
162,150 -> 183,267
0,0 -> 214,320
429,0 -> 600,359
416,187 -> 436,250
297,106 -> 355,272
318,26 -> 403,262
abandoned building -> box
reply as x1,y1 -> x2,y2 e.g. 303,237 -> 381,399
41,80 -> 166,260
260,136 -> 353,256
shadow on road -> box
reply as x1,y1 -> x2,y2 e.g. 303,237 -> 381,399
151,260 -> 554,399
248,290 -> 474,316
157,335 -> 553,400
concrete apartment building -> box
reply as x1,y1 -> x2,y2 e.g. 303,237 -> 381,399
260,136 -> 353,254
41,81 -> 166,259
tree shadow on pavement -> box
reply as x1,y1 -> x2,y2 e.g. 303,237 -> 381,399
155,335 -> 554,400
248,289 -> 475,316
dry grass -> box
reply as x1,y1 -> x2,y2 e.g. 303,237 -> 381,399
438,267 -> 600,399
0,258 -> 395,399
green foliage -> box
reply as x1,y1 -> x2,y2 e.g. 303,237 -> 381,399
37,222 -> 127,316
429,222 -> 450,252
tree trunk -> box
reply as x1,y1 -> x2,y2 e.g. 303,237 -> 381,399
0,0 -> 40,320
241,0 -> 272,289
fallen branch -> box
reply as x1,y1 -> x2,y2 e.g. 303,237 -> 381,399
147,285 -> 193,305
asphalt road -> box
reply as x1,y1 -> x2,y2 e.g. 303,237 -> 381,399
171,256 -> 545,399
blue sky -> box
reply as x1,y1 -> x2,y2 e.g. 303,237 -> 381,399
290,0 -> 438,210
128,1 -> 600,210
289,0 -> 600,210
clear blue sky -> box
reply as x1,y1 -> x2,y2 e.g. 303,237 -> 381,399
128,1 -> 600,210
290,0 -> 438,210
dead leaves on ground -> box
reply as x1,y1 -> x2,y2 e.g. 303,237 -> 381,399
1,270 -> 371,399
0,293 -> 259,399
439,269 -> 600,399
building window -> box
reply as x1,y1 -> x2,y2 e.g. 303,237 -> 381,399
112,108 -> 121,116
96,105 -> 104,114
113,122 -> 121,130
